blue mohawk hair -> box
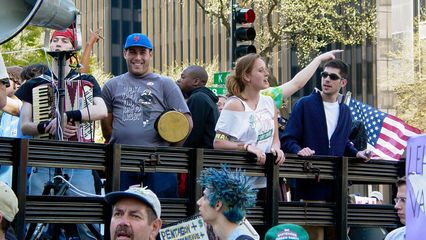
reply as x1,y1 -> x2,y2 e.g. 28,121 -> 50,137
197,164 -> 258,223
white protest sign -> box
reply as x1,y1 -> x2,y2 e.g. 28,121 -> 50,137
159,215 -> 209,240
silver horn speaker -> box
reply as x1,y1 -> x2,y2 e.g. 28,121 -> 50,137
0,0 -> 78,45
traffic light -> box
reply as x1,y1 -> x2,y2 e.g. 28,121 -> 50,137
232,7 -> 256,62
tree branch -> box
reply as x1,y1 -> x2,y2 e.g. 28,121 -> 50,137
260,0 -> 281,57
218,0 -> 231,37
195,0 -> 220,19
195,0 -> 230,37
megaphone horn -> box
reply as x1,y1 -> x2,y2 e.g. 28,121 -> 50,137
0,0 -> 78,45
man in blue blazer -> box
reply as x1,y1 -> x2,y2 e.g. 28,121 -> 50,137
281,59 -> 370,240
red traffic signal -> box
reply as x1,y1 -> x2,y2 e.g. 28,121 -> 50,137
235,9 -> 256,23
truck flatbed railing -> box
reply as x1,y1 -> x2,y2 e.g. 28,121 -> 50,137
0,137 -> 403,240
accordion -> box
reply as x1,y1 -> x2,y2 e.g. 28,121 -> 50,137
32,78 -> 95,142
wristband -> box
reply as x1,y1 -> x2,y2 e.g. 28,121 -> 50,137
65,110 -> 82,122
37,120 -> 51,134
244,143 -> 250,151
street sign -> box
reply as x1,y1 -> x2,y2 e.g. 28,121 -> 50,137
213,72 -> 229,85
209,87 -> 227,96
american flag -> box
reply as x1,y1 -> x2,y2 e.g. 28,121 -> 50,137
347,98 -> 422,160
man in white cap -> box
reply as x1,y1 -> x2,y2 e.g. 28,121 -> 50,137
0,181 -> 19,240
369,191 -> 384,204
105,186 -> 162,240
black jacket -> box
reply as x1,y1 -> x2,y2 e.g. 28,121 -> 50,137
183,87 -> 219,148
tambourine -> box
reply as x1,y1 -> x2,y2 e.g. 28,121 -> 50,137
154,110 -> 190,143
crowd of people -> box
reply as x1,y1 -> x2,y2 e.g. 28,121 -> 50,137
0,29 -> 407,240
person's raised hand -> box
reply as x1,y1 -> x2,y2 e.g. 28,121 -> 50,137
88,28 -> 104,44
317,49 -> 344,62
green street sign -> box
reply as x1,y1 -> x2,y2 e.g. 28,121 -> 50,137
209,87 -> 227,96
213,72 -> 229,85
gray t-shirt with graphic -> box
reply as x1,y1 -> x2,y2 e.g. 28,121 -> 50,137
102,72 -> 189,146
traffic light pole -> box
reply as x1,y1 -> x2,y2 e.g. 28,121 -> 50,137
230,0 -> 236,68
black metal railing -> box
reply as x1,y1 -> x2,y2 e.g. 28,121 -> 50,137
0,137 -> 404,240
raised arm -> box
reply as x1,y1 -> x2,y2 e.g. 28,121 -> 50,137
280,50 -> 343,98
80,28 -> 103,74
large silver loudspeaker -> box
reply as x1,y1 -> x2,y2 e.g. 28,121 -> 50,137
0,0 -> 78,45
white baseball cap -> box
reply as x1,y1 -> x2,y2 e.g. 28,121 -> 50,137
369,191 -> 383,202
105,186 -> 161,218
0,181 -> 19,222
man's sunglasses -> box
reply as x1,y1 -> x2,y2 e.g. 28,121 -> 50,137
321,71 -> 342,81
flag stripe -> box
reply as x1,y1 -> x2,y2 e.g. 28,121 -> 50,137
377,136 -> 405,154
383,119 -> 411,140
384,117 -> 420,138
387,114 -> 422,134
380,125 -> 409,146
374,142 -> 401,160
378,132 -> 406,150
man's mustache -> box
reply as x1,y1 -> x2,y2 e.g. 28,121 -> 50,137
115,224 -> 133,238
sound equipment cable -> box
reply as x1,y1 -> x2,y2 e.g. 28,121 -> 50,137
74,57 -> 94,142
53,175 -> 100,197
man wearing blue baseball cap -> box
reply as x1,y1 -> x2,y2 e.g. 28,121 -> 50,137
105,186 -> 162,240
101,33 -> 193,197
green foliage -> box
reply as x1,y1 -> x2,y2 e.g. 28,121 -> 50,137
88,56 -> 113,87
196,0 -> 376,66
394,81 -> 426,132
393,13 -> 426,132
0,26 -> 47,66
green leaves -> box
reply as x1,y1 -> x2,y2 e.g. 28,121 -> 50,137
197,0 -> 376,66
0,26 -> 46,67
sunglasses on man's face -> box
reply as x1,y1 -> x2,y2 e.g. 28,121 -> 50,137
321,71 -> 342,81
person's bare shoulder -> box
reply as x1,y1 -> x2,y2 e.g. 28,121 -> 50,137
223,97 -> 245,112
